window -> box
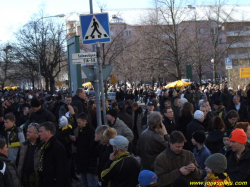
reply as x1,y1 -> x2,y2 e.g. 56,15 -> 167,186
218,38 -> 222,44
200,28 -> 205,34
124,29 -> 131,37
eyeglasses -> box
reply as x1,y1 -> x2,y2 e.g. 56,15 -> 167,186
29,123 -> 40,132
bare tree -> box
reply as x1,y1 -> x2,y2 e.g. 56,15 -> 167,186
14,16 -> 67,91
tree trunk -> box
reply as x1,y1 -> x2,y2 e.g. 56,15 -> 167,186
45,77 -> 49,91
50,77 -> 55,92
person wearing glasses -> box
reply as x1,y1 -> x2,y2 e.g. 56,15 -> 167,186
16,123 -> 42,187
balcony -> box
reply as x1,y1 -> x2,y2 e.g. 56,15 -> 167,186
228,53 -> 250,59
226,30 -> 250,37
229,42 -> 250,48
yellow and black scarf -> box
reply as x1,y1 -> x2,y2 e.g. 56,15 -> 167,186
38,140 -> 51,172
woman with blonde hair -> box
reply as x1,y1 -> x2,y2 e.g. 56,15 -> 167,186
97,128 -> 117,187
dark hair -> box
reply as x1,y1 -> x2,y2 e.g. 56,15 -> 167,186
4,113 -> 16,123
76,112 -> 89,123
0,139 -> 6,149
151,98 -> 158,108
125,99 -> 132,107
225,110 -> 239,120
132,102 -> 139,108
73,106 -> 78,115
76,88 -> 84,96
111,102 -> 118,108
169,131 -> 187,144
66,95 -> 72,99
235,122 -> 250,132
163,107 -> 172,114
210,116 -> 225,131
180,102 -> 194,116
40,122 -> 56,135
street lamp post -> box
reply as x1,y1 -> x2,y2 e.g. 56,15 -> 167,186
211,58 -> 216,84
35,14 -> 65,91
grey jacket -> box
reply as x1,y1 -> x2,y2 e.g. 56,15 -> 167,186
137,129 -> 169,171
7,129 -> 25,163
110,118 -> 134,142
16,140 -> 41,187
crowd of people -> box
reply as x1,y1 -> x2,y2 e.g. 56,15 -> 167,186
0,82 -> 249,187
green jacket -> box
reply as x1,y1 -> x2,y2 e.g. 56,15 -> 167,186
154,146 -> 202,187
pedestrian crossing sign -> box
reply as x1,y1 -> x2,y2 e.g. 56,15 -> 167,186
80,13 -> 111,45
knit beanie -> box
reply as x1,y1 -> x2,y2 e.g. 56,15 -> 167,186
138,170 -> 158,186
192,130 -> 206,144
31,98 -> 41,107
59,116 -> 68,128
107,109 -> 117,119
205,153 -> 227,174
213,98 -> 222,106
229,128 -> 247,144
194,110 -> 204,120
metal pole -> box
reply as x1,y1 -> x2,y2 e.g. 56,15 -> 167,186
213,62 -> 215,84
89,0 -> 102,126
97,42 -> 107,125
94,63 -> 102,126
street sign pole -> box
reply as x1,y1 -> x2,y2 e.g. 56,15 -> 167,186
97,42 -> 107,125
80,11 -> 111,126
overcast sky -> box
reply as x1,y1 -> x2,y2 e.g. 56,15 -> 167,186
0,0 -> 248,43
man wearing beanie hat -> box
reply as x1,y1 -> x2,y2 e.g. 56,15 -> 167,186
186,110 -> 205,151
107,109 -> 134,142
23,98 -> 56,135
138,170 -> 158,187
213,98 -> 226,119
192,130 -> 211,180
226,128 -> 250,186
204,153 -> 231,187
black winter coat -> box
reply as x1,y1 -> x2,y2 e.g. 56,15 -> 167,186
71,95 -> 90,119
117,110 -> 133,129
226,147 -> 250,187
186,119 -> 205,151
178,114 -> 193,138
25,108 -> 56,133
162,116 -> 177,135
229,103 -> 248,122
74,124 -> 99,174
205,130 -> 224,154
38,136 -> 67,187
56,126 -> 74,159
98,145 -> 113,187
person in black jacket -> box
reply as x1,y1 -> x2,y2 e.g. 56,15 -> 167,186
186,110 -> 205,151
38,122 -> 67,187
101,135 -> 140,187
229,95 -> 248,122
226,128 -> 250,187
205,117 -> 225,154
162,107 -> 177,135
117,101 -> 132,129
71,89 -> 91,123
24,98 -> 56,134
70,112 -> 99,187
